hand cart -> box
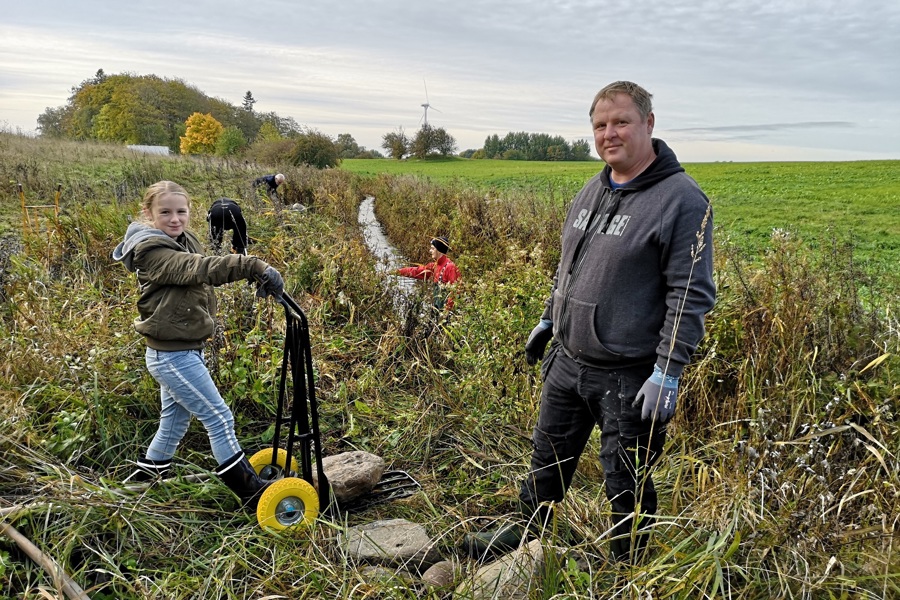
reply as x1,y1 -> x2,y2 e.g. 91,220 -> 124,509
248,294 -> 420,530
247,293 -> 329,530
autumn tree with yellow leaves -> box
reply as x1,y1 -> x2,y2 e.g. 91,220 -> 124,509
179,112 -> 224,155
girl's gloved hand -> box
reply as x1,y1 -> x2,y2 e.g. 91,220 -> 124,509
256,266 -> 284,299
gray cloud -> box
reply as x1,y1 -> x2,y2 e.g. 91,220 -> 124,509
1,0 -> 899,160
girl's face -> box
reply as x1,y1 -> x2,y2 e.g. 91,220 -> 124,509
145,192 -> 189,238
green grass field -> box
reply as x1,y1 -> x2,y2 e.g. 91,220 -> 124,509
342,157 -> 900,271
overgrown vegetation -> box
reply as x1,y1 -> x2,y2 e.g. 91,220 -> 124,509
1,132 -> 898,598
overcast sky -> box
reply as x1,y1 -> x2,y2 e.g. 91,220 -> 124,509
2,0 -> 898,162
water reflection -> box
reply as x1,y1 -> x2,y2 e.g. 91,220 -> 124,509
357,196 -> 416,310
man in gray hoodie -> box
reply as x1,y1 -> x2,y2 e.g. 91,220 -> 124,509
465,81 -> 716,563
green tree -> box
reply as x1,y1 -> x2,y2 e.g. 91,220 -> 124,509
410,124 -> 435,159
180,112 -> 223,155
36,70 -> 310,150
258,112 -> 302,138
382,128 -> 409,160
291,129 -> 340,168
411,125 -> 457,158
570,139 -> 592,160
256,121 -> 282,142
480,131 -> 593,161
502,148 -> 526,160
242,91 -> 256,112
432,127 -> 457,156
92,84 -> 167,144
335,133 -> 362,158
483,134 -> 501,158
36,106 -> 68,138
216,126 -> 248,156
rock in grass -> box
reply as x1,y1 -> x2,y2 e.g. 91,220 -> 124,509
344,518 -> 442,571
313,450 -> 384,502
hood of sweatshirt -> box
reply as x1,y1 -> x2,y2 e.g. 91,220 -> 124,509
599,138 -> 685,191
112,221 -> 172,272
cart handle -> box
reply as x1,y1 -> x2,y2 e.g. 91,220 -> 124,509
277,293 -> 305,323
253,274 -> 305,322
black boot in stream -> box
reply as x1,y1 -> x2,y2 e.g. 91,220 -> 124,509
124,457 -> 172,483
215,451 -> 271,511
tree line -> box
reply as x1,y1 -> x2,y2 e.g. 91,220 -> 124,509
36,70 -> 594,164
36,70 -> 382,168
469,132 -> 593,161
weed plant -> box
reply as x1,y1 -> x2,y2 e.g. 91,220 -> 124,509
1,133 -> 897,598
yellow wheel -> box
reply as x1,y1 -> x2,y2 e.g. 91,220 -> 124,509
256,477 -> 319,530
248,447 -> 299,480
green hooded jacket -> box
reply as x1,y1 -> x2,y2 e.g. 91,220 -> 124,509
112,221 -> 269,350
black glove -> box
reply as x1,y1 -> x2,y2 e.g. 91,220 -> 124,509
256,266 -> 284,299
524,319 -> 554,365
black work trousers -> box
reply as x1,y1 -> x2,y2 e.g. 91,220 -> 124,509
519,342 -> 667,562
207,199 -> 248,255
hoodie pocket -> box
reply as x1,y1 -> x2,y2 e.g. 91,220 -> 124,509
560,295 -> 622,362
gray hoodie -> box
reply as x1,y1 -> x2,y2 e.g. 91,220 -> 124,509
542,139 -> 716,377
112,221 -> 169,272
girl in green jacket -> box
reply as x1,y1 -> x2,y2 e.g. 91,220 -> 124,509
113,180 -> 283,509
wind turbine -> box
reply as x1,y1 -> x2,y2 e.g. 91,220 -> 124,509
419,80 -> 441,126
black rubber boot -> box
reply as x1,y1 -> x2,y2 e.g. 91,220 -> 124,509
463,503 -> 555,562
463,522 -> 527,561
215,451 -> 270,511
124,457 -> 172,483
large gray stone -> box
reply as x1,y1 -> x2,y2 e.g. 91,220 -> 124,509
344,518 -> 442,571
421,559 -> 458,589
456,539 -> 545,600
312,450 -> 384,502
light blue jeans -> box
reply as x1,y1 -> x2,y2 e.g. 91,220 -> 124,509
144,348 -> 242,465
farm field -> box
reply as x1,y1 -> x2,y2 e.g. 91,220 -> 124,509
342,157 -> 900,275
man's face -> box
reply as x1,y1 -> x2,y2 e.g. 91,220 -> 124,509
591,93 -> 655,179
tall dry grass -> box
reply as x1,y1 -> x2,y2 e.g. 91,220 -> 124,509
0,132 -> 897,598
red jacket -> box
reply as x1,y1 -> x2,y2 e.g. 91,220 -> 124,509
397,255 -> 460,309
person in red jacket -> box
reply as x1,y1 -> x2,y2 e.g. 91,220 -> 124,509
397,236 -> 460,309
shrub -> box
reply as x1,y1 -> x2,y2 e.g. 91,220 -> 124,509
290,129 -> 340,169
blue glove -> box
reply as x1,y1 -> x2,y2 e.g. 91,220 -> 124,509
524,319 -> 554,366
633,364 -> 679,423
256,266 -> 284,299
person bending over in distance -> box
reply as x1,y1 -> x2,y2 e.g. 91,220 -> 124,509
253,173 -> 285,202
207,197 -> 250,255
463,81 -> 716,565
397,235 -> 460,310
112,180 -> 285,510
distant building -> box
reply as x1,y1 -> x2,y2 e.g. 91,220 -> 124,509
127,145 -> 171,156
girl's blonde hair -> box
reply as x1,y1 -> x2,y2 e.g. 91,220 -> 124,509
142,180 -> 191,214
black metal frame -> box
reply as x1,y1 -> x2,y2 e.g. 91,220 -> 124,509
264,293 -> 331,513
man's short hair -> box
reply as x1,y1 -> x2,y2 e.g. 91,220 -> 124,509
589,81 -> 653,121
275,173 -> 285,184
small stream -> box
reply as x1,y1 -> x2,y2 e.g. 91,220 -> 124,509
357,196 -> 416,307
